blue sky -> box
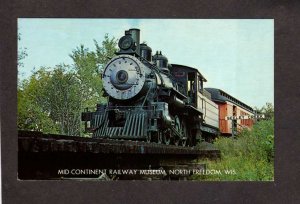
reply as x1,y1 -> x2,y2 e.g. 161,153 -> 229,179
18,19 -> 274,108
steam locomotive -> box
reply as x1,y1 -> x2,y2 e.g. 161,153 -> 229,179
82,28 -> 254,146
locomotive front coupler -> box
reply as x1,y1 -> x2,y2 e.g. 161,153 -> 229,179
107,109 -> 125,121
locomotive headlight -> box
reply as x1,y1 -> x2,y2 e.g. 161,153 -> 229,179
118,36 -> 134,50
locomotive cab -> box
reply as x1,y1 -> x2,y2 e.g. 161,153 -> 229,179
170,64 -> 219,141
187,72 -> 202,105
170,64 -> 206,106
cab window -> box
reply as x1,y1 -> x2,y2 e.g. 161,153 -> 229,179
198,76 -> 203,93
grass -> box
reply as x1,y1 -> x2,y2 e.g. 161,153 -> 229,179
192,118 -> 274,181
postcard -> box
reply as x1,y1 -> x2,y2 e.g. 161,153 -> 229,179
17,19 -> 274,181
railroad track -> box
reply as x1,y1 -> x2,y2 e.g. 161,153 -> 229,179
18,130 -> 220,180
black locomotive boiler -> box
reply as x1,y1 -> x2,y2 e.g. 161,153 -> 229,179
82,28 -> 219,146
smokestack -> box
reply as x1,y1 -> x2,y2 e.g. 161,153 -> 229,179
129,28 -> 140,55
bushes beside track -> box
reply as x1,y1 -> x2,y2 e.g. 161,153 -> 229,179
193,118 -> 274,181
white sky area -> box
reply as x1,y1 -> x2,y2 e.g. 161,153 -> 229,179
18,19 -> 274,108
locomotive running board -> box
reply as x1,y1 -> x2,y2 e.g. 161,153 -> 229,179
185,105 -> 203,115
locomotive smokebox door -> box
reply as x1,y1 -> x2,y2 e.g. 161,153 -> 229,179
102,55 -> 148,100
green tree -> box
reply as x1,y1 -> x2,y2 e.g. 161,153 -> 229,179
254,102 -> 274,120
18,33 -> 28,68
18,34 -> 118,136
18,67 -> 59,133
69,34 -> 117,110
18,65 -> 82,135
261,102 -> 274,119
94,34 -> 118,72
43,65 -> 82,135
18,32 -> 28,86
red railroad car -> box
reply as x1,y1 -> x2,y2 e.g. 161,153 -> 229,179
205,88 -> 254,135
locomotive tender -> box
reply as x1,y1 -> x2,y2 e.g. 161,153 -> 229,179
82,28 -> 252,146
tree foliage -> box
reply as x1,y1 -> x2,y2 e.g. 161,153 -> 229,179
254,102 -> 274,120
43,65 -> 82,135
18,33 -> 28,68
18,34 -> 118,136
18,65 -> 82,135
18,67 -> 59,133
94,34 -> 118,72
69,34 -> 117,109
